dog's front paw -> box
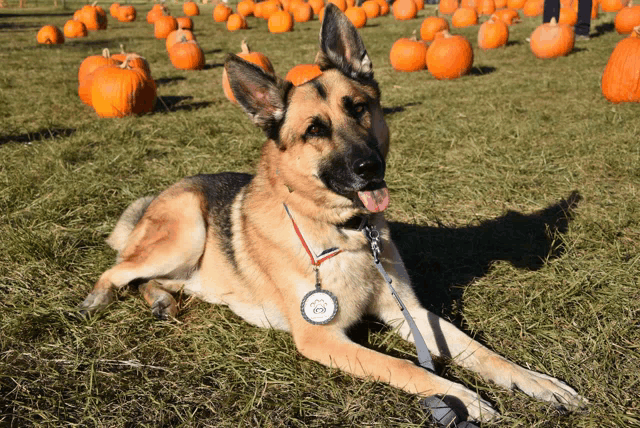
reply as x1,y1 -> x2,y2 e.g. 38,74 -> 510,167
442,381 -> 501,423
514,368 -> 588,410
77,290 -> 116,317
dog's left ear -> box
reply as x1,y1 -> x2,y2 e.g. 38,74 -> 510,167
316,3 -> 373,81
224,54 -> 292,141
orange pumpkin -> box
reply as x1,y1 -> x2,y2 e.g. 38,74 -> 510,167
147,4 -> 168,23
393,0 -> 418,19
78,49 -> 122,106
154,15 -> 178,39
91,56 -> 156,118
494,8 -> 521,24
439,0 -> 459,14
345,6 -> 367,26
213,3 -> 233,21
361,0 -> 381,17
169,39 -> 206,70
375,0 -> 390,14
452,7 -> 478,26
522,0 -> 544,16
478,0 -> 496,14
328,0 -> 348,11
117,5 -> 136,22
495,0 -> 507,7
558,7 -> 577,25
285,63 -> 323,85
293,2 -> 314,21
111,50 -> 152,78
390,36 -> 427,71
420,16 -> 449,41
507,0 -> 526,8
427,31 -> 473,79
222,40 -> 275,103
183,1 -> 200,16
602,25 -> 640,102
268,9 -> 294,32
176,16 -> 194,30
460,0 -> 478,9
36,25 -> 64,44
601,0 -> 628,11
309,0 -> 325,13
63,19 -> 87,38
166,28 -> 196,51
478,14 -> 509,48
615,1 -> 640,34
227,13 -> 248,30
237,0 -> 256,16
414,0 -> 424,9
261,0 -> 282,18
529,17 -> 574,59
109,2 -> 120,17
77,3 -> 108,31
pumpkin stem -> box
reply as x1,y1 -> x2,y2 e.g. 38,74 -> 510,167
241,39 -> 250,54
549,16 -> 557,25
119,44 -> 126,55
633,25 -> 640,37
102,47 -> 111,58
411,29 -> 418,41
91,0 -> 98,6
119,55 -> 132,70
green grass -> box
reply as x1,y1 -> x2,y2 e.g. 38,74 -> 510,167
1,2 -> 639,427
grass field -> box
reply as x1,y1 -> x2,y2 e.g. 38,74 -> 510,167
1,2 -> 639,427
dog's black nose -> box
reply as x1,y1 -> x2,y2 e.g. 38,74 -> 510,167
353,158 -> 383,181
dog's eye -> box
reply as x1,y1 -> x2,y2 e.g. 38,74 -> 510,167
304,121 -> 328,139
351,103 -> 367,118
307,124 -> 320,135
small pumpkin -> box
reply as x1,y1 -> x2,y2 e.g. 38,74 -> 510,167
154,14 -> 179,39
478,14 -> 509,48
414,0 -> 425,10
420,16 -> 449,41
285,63 -> 323,85
427,30 -> 474,79
117,5 -> 136,22
63,19 -> 88,38
615,1 -> 640,34
558,7 -> 577,25
78,48 -> 122,106
345,6 -> 367,27
293,2 -> 314,21
522,0 -> 544,16
111,47 -> 152,78
183,1 -> 200,16
227,13 -> 248,30
109,2 -> 120,17
176,16 -> 194,30
477,0 -> 496,14
268,8 -> 294,32
601,25 -> 640,103
261,0 -> 283,18
328,0 -> 348,11
37,25 -> 64,44
390,34 -> 428,72
169,39 -> 206,70
213,3 -> 233,21
393,0 -> 418,19
452,7 -> 479,27
237,0 -> 256,16
529,17 -> 574,59
147,4 -> 169,23
601,0 -> 629,12
495,0 -> 507,7
222,40 -> 275,103
309,0 -> 325,14
375,0 -> 390,15
460,0 -> 478,9
494,8 -> 521,24
439,0 -> 459,14
362,0 -> 381,17
77,3 -> 108,31
507,0 -> 526,7
166,27 -> 196,51
91,56 -> 157,117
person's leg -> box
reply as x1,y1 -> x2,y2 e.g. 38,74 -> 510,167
575,0 -> 592,37
543,0 -> 560,23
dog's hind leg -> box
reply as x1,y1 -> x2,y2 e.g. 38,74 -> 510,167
139,280 -> 179,320
78,190 -> 206,316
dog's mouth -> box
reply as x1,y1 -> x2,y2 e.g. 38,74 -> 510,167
354,181 -> 389,213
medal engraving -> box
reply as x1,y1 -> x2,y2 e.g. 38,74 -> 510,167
300,289 -> 338,325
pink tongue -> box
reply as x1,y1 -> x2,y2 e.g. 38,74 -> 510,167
357,186 -> 390,212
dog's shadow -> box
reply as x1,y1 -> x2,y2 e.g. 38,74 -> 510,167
349,190 -> 582,349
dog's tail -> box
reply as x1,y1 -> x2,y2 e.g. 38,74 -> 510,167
106,196 -> 155,253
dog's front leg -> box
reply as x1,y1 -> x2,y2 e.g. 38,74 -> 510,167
291,324 -> 498,422
371,243 -> 587,412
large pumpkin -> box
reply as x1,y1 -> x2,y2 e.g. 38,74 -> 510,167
614,1 -> 640,34
345,6 -> 367,26
268,9 -> 294,32
285,63 -> 323,85
390,36 -> 428,71
478,14 -> 509,48
169,39 -> 206,70
222,41 -> 275,103
602,25 -> 640,102
529,17 -> 574,58
166,27 -> 196,51
427,30 -> 474,79
420,16 -> 449,41
37,25 -> 64,44
78,49 -> 122,106
63,20 -> 87,38
393,0 -> 418,19
111,48 -> 152,77
91,56 -> 157,117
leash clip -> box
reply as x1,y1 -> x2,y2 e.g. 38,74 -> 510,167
364,224 -> 382,263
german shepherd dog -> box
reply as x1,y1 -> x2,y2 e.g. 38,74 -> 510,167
79,5 -> 586,422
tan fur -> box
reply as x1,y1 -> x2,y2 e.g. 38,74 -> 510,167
79,7 -> 586,421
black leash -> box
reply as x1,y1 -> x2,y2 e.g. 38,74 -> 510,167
362,221 -> 479,428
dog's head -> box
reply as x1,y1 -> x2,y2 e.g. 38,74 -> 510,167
224,4 -> 390,216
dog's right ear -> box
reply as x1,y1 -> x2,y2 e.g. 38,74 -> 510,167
224,54 -> 292,141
